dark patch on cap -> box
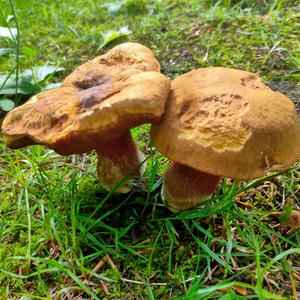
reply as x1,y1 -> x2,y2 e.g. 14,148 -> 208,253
178,100 -> 192,117
81,94 -> 101,109
79,79 -> 113,110
232,94 -> 242,100
50,114 -> 69,128
74,74 -> 112,90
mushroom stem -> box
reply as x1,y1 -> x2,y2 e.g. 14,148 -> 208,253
162,162 -> 220,211
96,131 -> 146,193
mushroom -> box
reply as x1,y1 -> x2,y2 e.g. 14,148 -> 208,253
151,67 -> 300,210
1,43 -> 170,193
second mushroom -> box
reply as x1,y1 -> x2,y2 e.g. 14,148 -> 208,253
151,67 -> 300,210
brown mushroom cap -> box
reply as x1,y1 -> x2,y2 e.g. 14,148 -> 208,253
63,42 -> 160,89
151,67 -> 300,179
2,68 -> 170,155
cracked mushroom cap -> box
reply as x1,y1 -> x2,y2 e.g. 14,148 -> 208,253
151,67 -> 300,179
2,67 -> 170,155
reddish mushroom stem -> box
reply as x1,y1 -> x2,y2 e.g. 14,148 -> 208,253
162,162 -> 220,210
95,131 -> 146,193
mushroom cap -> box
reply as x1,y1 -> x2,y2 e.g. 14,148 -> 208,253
151,67 -> 300,179
2,68 -> 170,155
63,42 -> 160,89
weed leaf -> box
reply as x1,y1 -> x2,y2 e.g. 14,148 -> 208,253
98,26 -> 131,50
20,47 -> 37,57
0,75 -> 35,95
22,66 -> 65,83
44,82 -> 62,90
0,66 -> 64,95
0,99 -> 15,111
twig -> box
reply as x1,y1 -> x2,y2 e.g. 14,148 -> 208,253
100,280 -> 109,294
236,201 -> 252,208
204,265 -> 218,282
105,253 -> 116,270
290,272 -> 299,300
137,248 -> 154,254
93,257 -> 106,273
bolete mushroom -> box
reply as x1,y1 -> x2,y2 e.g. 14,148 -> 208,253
1,43 -> 170,192
151,67 -> 300,210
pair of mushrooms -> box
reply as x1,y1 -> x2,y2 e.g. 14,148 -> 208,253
2,43 -> 300,211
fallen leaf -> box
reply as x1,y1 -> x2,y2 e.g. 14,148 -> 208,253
232,285 -> 248,296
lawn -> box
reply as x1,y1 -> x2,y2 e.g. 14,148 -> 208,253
0,0 -> 299,299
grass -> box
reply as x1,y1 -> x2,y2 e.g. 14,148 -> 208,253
0,0 -> 300,299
